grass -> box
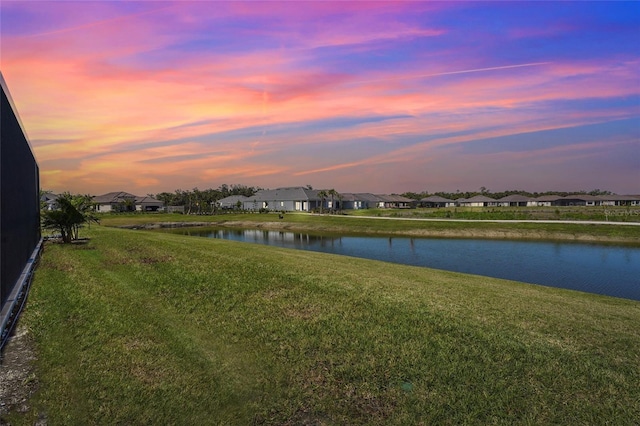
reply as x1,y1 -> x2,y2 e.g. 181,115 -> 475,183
9,225 -> 640,424
97,211 -> 640,244
349,206 -> 640,222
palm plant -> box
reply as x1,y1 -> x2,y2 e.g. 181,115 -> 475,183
317,190 -> 328,213
328,189 -> 339,213
41,193 -> 99,243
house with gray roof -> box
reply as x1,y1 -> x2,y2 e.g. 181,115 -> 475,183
375,194 -> 416,208
457,195 -> 498,207
529,195 -> 562,206
339,193 -> 387,210
596,195 -> 640,206
352,193 -> 382,209
93,191 -> 163,212
215,195 -> 249,210
420,195 -> 455,208
242,187 -> 323,212
41,192 -> 60,211
498,194 -> 532,207
339,193 -> 365,210
557,195 -> 603,207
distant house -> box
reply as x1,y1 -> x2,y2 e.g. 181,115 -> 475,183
242,187 -> 323,212
530,195 -> 561,207
41,192 -> 59,211
375,194 -> 415,209
497,195 -> 532,207
557,195 -> 602,207
93,191 -> 163,212
457,195 -> 498,207
351,193 -> 381,209
597,195 -> 640,206
420,195 -> 455,208
338,193 -> 361,210
525,194 -> 640,207
136,195 -> 164,212
215,195 -> 249,210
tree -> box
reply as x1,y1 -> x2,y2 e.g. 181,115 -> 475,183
317,190 -> 328,213
69,194 -> 99,240
328,189 -> 339,213
41,193 -> 99,243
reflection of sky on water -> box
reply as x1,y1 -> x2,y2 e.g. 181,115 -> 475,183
182,229 -> 640,301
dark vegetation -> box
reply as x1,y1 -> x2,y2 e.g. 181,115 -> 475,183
400,187 -> 616,200
152,184 -> 261,214
40,192 -> 98,243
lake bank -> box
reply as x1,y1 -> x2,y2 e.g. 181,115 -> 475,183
171,227 -> 640,300
107,213 -> 640,245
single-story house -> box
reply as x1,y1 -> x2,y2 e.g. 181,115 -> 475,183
242,187 -> 324,212
526,194 -> 640,207
457,195 -> 498,207
528,195 -> 562,207
215,195 -> 249,210
375,194 -> 416,209
597,195 -> 640,206
350,193 -> 382,209
41,193 -> 59,211
498,194 -> 532,207
556,195 -> 603,207
339,193 -> 368,210
93,192 -> 164,212
420,195 -> 455,208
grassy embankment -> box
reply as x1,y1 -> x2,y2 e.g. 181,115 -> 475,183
98,211 -> 640,245
9,224 -> 640,424
348,206 -> 640,222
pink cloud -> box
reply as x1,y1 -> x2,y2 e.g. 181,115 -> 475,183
2,1 -> 637,194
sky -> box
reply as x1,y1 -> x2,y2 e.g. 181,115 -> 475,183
1,1 -> 639,196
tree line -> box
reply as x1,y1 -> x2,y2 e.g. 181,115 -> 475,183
400,188 -> 614,200
152,184 -> 261,214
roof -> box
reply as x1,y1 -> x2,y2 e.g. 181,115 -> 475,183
498,194 -> 532,202
352,193 -> 381,202
421,195 -> 453,202
561,194 -> 603,201
136,196 -> 163,205
596,194 -> 640,201
248,187 -> 320,202
93,191 -> 138,203
40,193 -> 59,202
535,195 -> 563,202
461,195 -> 497,203
216,195 -> 249,206
376,194 -> 415,203
93,191 -> 162,205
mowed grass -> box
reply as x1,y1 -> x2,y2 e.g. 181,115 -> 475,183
99,211 -> 640,243
14,225 -> 640,424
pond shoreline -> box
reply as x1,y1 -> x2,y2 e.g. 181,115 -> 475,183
120,219 -> 640,245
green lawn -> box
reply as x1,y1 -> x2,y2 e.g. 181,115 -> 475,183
97,211 -> 640,244
11,225 -> 640,424
348,206 -> 640,222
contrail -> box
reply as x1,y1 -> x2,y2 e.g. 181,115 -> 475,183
348,62 -> 550,85
423,62 -> 550,77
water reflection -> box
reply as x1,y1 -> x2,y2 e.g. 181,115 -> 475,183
176,228 -> 640,301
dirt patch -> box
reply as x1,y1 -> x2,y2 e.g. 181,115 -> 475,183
0,324 -> 44,424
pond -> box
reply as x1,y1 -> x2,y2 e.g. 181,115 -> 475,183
173,228 -> 640,301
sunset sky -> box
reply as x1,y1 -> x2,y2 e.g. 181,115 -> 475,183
1,1 -> 638,195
